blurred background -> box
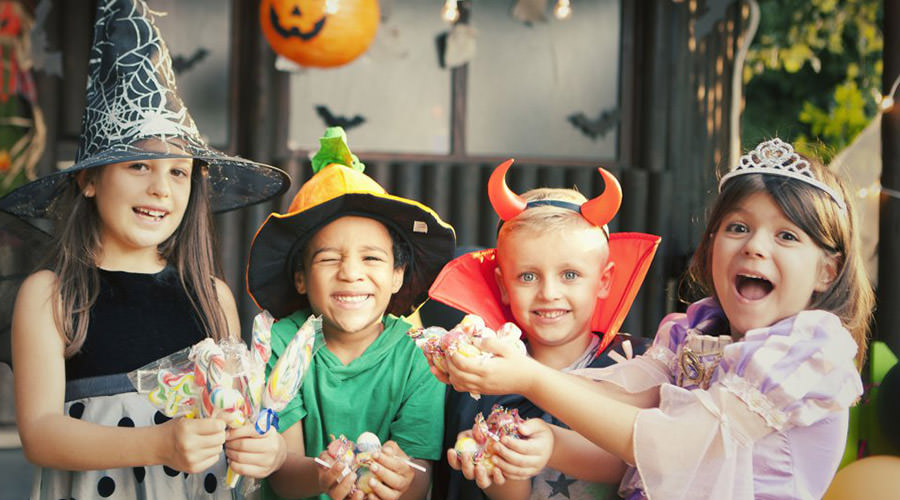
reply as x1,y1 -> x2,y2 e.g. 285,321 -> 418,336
0,0 -> 897,497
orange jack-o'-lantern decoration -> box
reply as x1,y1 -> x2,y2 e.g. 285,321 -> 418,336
260,0 -> 380,68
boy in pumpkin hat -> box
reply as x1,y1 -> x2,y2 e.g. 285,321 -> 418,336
428,160 -> 660,500
240,127 -> 455,500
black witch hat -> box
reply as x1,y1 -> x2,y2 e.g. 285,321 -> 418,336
0,0 -> 289,218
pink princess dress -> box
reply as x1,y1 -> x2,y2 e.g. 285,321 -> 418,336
577,298 -> 862,500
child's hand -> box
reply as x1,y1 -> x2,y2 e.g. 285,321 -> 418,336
224,425 -> 287,478
445,337 -> 535,396
159,417 -> 227,474
428,361 -> 451,385
487,418 -> 553,480
446,430 -> 507,489
362,440 -> 417,500
316,450 -> 364,500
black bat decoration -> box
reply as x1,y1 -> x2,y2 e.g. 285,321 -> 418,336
172,48 -> 209,74
315,105 -> 366,130
567,109 -> 619,140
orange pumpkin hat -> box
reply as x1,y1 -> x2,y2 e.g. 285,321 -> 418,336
429,159 -> 660,353
247,127 -> 456,319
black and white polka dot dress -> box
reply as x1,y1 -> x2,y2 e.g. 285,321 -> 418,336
27,267 -> 234,500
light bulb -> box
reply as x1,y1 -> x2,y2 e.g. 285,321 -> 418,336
442,0 -> 459,23
325,0 -> 339,15
554,0 -> 572,19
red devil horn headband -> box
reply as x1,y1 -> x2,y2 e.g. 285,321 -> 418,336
488,159 -> 623,227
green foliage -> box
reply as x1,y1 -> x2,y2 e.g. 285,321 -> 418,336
742,0 -> 882,162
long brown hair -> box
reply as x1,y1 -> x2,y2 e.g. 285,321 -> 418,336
687,156 -> 874,367
47,161 -> 229,358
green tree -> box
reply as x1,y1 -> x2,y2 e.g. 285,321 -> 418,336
742,0 -> 882,162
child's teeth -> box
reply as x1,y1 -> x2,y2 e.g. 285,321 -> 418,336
337,295 -> 367,303
537,311 -> 565,318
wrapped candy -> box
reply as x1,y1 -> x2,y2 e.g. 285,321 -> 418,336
320,431 -> 425,495
408,314 -> 526,399
236,313 -> 319,492
127,311 -> 318,492
453,405 -> 525,473
256,314 -> 318,433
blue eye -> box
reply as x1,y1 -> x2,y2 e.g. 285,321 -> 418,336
519,272 -> 536,283
563,271 -> 579,280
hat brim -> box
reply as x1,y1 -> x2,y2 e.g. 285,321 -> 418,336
0,148 -> 290,218
247,193 -> 456,319
428,232 -> 660,352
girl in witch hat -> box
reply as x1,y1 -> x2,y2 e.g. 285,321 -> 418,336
5,1 -> 289,498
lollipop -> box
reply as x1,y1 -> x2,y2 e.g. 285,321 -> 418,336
256,314 -> 318,433
147,368 -> 199,418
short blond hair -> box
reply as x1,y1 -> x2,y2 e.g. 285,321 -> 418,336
497,187 -> 606,250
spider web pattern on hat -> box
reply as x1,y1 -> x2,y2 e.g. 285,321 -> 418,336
0,0 -> 289,218
78,0 -> 206,161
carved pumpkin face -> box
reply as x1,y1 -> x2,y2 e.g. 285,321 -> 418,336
260,0 -> 380,68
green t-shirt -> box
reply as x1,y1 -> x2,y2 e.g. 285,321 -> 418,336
261,309 -> 445,500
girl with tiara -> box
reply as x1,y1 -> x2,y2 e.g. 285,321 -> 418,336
4,1 -> 288,498
441,138 -> 874,499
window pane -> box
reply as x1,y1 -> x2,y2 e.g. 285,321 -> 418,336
466,0 -> 620,160
287,0 -> 450,154
152,0 -> 232,148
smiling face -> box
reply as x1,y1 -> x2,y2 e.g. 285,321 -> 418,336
710,191 -> 836,337
81,157 -> 193,266
294,216 -> 405,341
495,225 -> 613,366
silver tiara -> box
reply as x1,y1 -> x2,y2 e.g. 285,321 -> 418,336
719,138 -> 846,211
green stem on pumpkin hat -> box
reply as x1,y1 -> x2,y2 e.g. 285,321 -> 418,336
311,127 -> 365,174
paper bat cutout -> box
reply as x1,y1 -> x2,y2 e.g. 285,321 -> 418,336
567,109 -> 619,140
172,48 -> 209,74
315,105 -> 366,130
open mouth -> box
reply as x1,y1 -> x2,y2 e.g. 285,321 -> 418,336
133,207 -> 167,221
735,274 -> 773,300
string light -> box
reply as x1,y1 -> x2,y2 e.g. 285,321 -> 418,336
554,0 -> 572,20
442,0 -> 459,23
325,0 -> 339,15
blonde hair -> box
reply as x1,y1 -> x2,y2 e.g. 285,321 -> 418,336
688,155 -> 874,367
497,188 -> 606,249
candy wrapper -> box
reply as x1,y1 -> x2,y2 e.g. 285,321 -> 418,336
453,405 -> 525,474
233,313 -> 319,493
320,431 -> 423,495
127,311 -> 319,493
408,314 -> 526,399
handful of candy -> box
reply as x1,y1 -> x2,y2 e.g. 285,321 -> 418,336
408,314 -> 526,398
316,432 -> 426,494
128,311 -> 319,491
453,405 -> 524,473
